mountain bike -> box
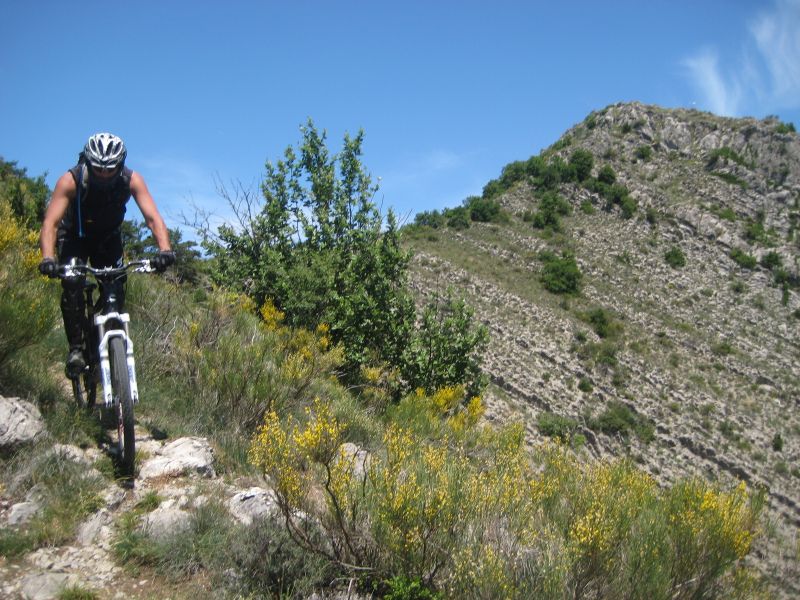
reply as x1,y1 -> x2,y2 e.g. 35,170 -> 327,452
56,258 -> 154,477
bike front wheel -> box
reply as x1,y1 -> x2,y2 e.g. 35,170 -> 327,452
109,336 -> 135,477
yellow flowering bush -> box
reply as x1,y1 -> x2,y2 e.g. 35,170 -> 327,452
248,387 -> 765,599
0,198 -> 59,367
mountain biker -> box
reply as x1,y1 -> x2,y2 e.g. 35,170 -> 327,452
37,132 -> 175,375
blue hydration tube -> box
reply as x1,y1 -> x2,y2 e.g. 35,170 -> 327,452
76,164 -> 85,238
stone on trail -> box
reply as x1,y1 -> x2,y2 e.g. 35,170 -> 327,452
138,436 -> 216,479
0,396 -> 44,450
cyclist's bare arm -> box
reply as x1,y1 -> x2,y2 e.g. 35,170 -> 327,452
40,172 -> 77,260
130,172 -> 172,252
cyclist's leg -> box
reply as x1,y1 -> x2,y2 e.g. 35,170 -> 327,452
57,234 -> 89,374
91,228 -> 126,312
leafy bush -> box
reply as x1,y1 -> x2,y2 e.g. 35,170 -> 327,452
730,247 -> 757,269
249,397 -> 764,599
539,250 -> 582,295
774,121 -> 796,134
620,194 -> 638,219
569,149 -> 594,182
0,157 -> 49,228
530,191 -> 571,231
445,206 -> 471,230
664,246 -> 686,268
597,165 -> 617,185
400,294 -> 488,398
537,411 -> 579,441
707,147 -> 750,169
464,196 -> 504,223
759,251 -> 782,270
635,145 -> 653,161
593,401 -> 655,442
772,433 -> 784,452
0,196 -> 60,371
581,307 -> 623,339
413,210 -> 446,229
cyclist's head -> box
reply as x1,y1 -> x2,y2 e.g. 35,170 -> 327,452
83,132 -> 127,173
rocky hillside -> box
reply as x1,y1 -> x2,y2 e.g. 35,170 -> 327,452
406,102 -> 800,595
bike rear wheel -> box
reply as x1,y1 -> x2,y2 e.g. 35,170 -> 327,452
109,336 -> 135,477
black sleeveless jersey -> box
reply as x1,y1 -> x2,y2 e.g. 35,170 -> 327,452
60,163 -> 133,239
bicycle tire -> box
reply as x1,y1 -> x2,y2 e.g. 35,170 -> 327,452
109,336 -> 136,477
71,376 -> 85,408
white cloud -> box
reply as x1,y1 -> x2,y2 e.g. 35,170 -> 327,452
683,0 -> 800,116
682,48 -> 742,116
750,0 -> 800,106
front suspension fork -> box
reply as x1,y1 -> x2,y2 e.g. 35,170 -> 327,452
95,312 -> 140,407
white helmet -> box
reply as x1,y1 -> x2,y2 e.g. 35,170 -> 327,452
84,133 -> 127,169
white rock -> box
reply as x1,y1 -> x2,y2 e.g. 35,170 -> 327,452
228,486 -> 278,525
76,510 -> 113,546
0,396 -> 44,450
138,437 -> 215,479
140,506 -> 192,541
7,500 -> 41,526
20,572 -> 78,600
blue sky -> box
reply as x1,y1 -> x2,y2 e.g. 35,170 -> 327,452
2,1 -> 799,236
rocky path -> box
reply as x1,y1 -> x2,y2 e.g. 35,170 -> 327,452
0,398 -> 280,600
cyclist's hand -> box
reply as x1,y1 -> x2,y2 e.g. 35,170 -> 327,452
152,250 -> 176,272
38,257 -> 58,278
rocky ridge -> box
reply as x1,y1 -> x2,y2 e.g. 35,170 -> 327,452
406,102 -> 800,596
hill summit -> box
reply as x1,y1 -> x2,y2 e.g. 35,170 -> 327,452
406,101 -> 800,594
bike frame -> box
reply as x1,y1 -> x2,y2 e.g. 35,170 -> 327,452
62,259 -> 151,407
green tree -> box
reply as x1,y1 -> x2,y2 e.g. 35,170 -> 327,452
401,293 -> 488,398
203,121 -> 486,391
597,165 -> 617,185
569,149 -> 594,182
0,158 -> 49,228
539,250 -> 582,295
122,219 -> 204,284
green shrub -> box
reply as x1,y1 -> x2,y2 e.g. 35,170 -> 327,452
597,165 -> 617,185
531,191 -> 571,231
537,411 -> 579,440
707,147 -> 750,169
713,171 -> 748,189
774,122 -> 795,134
445,206 -> 471,230
712,340 -> 735,356
772,433 -> 784,452
0,199 -> 60,371
569,149 -> 594,182
539,250 -> 582,295
57,586 -> 101,600
635,145 -> 653,161
581,307 -> 622,339
248,395 -> 764,599
413,210 -> 446,229
578,377 -> 593,393
464,196 -> 504,223
760,251 -> 782,270
594,401 -> 655,442
381,576 -> 443,600
620,195 -> 638,219
664,246 -> 686,268
730,248 -> 757,269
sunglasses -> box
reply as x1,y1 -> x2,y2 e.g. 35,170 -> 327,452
91,165 -> 119,174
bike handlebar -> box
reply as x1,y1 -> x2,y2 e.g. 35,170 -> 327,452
56,259 -> 156,280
